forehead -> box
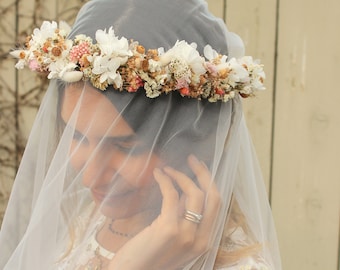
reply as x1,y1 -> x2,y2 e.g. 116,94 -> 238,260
61,83 -> 135,137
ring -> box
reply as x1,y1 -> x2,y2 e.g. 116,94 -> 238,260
184,210 -> 203,224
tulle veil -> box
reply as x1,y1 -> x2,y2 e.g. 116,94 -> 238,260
0,0 -> 281,269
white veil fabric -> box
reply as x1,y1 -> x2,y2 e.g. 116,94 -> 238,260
0,0 -> 281,269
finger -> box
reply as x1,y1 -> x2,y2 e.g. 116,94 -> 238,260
187,154 -> 214,192
153,168 -> 179,221
163,166 -> 202,199
187,155 -> 221,233
187,154 -> 221,217
163,166 -> 204,225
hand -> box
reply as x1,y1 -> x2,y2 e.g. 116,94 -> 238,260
108,155 -> 222,270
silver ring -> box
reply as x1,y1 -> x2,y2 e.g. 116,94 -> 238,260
184,210 -> 203,224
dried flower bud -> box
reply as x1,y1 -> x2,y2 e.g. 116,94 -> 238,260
80,55 -> 90,67
199,75 -> 207,84
218,68 -> 230,79
133,57 -> 141,68
136,45 -> 145,54
19,51 -> 26,59
240,93 -> 250,98
141,59 -> 149,71
51,47 -> 62,57
147,49 -> 158,58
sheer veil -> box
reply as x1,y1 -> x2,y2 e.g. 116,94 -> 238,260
0,0 -> 281,269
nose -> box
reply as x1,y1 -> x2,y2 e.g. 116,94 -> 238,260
82,155 -> 107,188
70,143 -> 116,189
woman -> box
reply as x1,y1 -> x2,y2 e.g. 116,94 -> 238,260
0,0 -> 281,269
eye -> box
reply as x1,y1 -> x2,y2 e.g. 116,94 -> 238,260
115,141 -> 134,151
61,120 -> 88,144
72,130 -> 83,141
71,130 -> 89,146
108,139 -> 148,155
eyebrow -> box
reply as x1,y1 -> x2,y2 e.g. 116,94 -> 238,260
61,118 -> 139,144
102,134 -> 139,144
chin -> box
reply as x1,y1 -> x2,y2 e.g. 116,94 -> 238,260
98,198 -> 162,221
96,200 -> 145,220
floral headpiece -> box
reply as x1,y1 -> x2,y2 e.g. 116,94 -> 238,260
11,21 -> 265,102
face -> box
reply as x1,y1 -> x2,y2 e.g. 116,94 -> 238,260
61,83 -> 162,219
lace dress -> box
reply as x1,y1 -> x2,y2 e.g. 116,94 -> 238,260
56,212 -> 271,270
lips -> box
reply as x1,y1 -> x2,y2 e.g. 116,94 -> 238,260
91,188 -> 134,204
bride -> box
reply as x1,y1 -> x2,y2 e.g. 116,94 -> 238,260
0,0 -> 281,269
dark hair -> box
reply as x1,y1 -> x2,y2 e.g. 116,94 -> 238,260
57,80 -> 237,177
63,0 -> 237,171
100,86 -> 235,176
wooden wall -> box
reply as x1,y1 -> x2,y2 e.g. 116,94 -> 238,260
0,0 -> 88,221
0,0 -> 339,269
208,0 -> 340,269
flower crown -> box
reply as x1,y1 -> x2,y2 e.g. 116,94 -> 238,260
11,21 -> 265,102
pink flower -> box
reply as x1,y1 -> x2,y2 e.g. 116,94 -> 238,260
175,77 -> 189,89
28,60 -> 40,71
69,42 -> 91,63
205,62 -> 218,76
128,76 -> 144,92
135,76 -> 144,87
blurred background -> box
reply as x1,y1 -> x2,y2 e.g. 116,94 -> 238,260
0,0 -> 339,269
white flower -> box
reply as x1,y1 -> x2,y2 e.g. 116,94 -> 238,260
238,56 -> 266,91
155,73 -> 169,85
160,41 -> 206,76
10,50 -> 28,69
74,34 -> 91,44
61,71 -> 84,83
204,45 -> 229,71
227,58 -> 249,85
148,59 -> 162,72
95,27 -> 132,65
250,76 -> 266,91
30,21 -> 58,46
91,55 -> 122,87
48,60 -> 77,79
203,45 -> 219,61
58,21 -> 71,37
169,58 -> 191,81
144,83 -> 161,98
14,59 -> 26,69
10,50 -> 24,59
157,47 -> 165,56
63,39 -> 74,55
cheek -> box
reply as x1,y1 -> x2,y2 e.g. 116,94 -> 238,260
69,140 -> 160,188
69,141 -> 84,171
118,154 -> 161,187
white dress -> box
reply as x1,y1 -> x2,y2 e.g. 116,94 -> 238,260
56,205 -> 271,270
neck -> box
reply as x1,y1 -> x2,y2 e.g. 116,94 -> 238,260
96,209 -> 156,252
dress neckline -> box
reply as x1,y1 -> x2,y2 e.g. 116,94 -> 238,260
87,216 -> 115,260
